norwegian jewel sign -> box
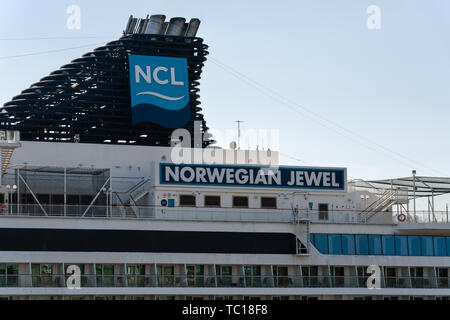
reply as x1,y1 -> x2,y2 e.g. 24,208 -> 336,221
160,163 -> 347,191
128,55 -> 190,128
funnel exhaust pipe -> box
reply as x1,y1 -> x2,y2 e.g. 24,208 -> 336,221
145,15 -> 166,34
166,17 -> 186,36
124,15 -> 200,37
185,18 -> 200,37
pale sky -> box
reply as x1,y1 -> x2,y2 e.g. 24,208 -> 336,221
1,0 -> 450,209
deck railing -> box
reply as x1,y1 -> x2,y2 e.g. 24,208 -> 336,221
1,275 -> 449,289
0,204 -> 449,224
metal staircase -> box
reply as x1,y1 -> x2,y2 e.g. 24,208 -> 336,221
292,208 -> 311,255
114,179 -> 152,217
360,189 -> 397,222
0,131 -> 21,177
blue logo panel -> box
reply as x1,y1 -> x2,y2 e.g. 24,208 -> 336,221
159,163 -> 347,191
129,55 -> 190,128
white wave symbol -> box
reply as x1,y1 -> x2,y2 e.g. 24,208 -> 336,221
136,91 -> 185,101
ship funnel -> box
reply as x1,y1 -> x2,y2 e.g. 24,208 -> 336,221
145,15 -> 166,34
166,17 -> 186,36
185,19 -> 201,37
124,15 -> 200,37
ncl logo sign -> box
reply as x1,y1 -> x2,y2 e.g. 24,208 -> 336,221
129,55 -> 190,128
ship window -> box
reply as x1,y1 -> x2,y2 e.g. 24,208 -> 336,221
81,195 -> 93,205
157,265 -> 174,286
314,234 -> 329,254
180,195 -> 196,207
368,235 -> 382,255
272,266 -> 289,287
411,267 -> 424,289
437,268 -> 448,280
215,296 -> 233,300
356,266 -> 369,287
216,265 -> 233,287
244,265 -> 261,287
243,296 -> 261,300
23,194 -> 34,204
96,264 -> 115,287
395,236 -> 408,256
328,234 -> 342,254
410,267 -> 423,278
261,197 -> 277,209
381,235 -> 395,255
233,196 -> 248,208
355,235 -> 369,255
127,264 -> 145,287
67,195 -> 80,205
318,203 -> 329,220
127,264 -> 145,275
31,264 -> 53,287
0,264 -> 18,287
384,267 -> 397,288
204,195 -> 220,207
434,237 -> 447,256
408,236 -> 421,256
51,194 -> 64,204
216,265 -> 232,276
447,237 -> 450,256
311,233 -> 450,257
341,234 -> 355,255
420,236 -> 434,256
156,296 -> 175,300
272,296 -> 289,300
187,265 -> 204,287
37,194 -> 50,205
330,266 -> 345,287
302,266 -> 318,287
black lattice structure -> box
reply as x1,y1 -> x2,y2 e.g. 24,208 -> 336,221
0,33 -> 214,147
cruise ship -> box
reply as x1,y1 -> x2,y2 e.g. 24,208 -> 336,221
0,14 -> 449,301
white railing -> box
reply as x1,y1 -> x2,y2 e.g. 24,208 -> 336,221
1,204 -> 449,224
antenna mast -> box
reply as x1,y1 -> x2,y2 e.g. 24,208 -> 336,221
235,120 -> 244,149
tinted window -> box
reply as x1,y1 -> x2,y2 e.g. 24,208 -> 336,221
233,196 -> 248,208
447,237 -> 450,256
408,236 -> 421,256
204,196 -> 220,207
382,235 -> 395,255
395,236 -> 408,256
368,235 -> 382,255
420,236 -> 434,256
51,194 -> 64,204
261,197 -> 277,209
180,195 -> 196,206
318,203 -> 329,220
328,234 -> 342,254
434,237 -> 447,256
311,233 -> 450,257
314,234 -> 329,254
355,235 -> 369,255
341,234 -> 355,255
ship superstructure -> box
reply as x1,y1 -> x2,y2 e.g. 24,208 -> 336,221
0,15 -> 449,301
